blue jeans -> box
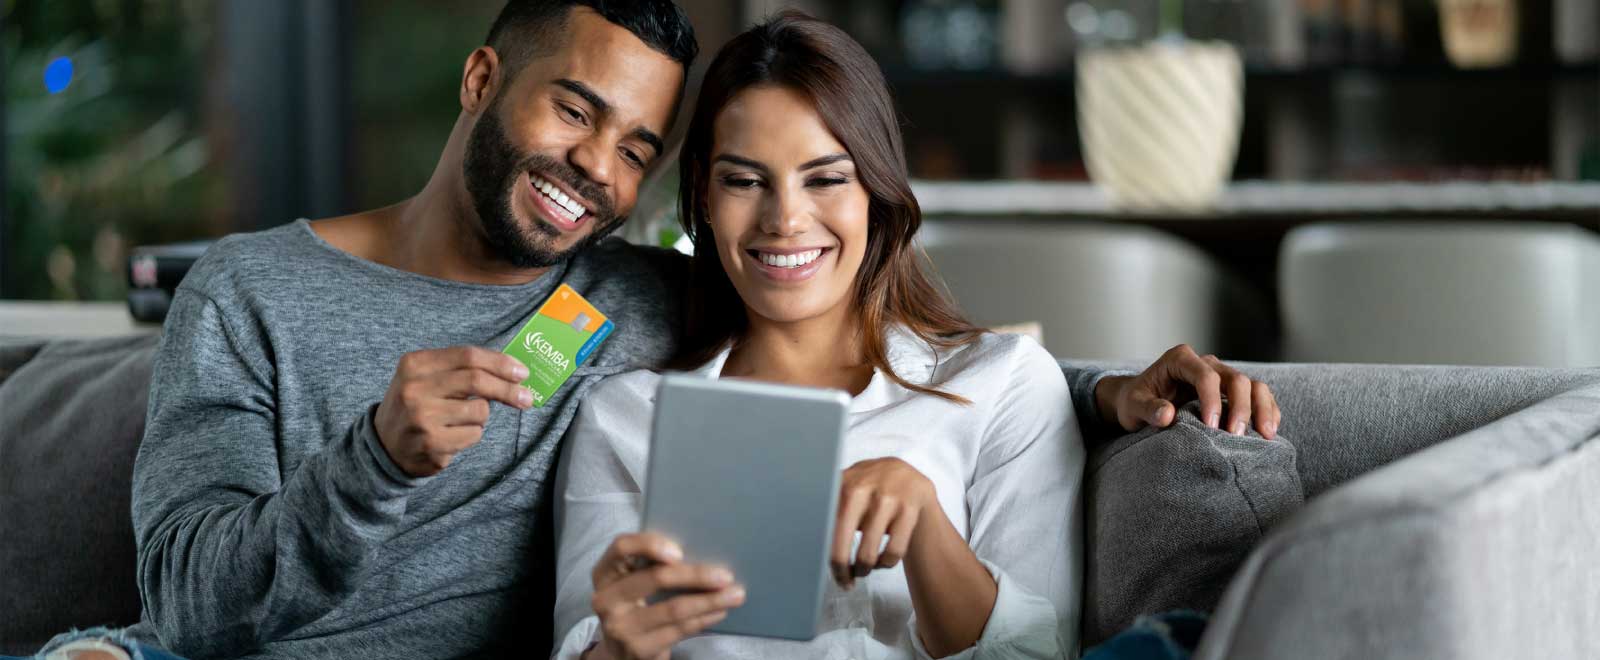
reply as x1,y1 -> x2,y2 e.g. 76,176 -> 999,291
1084,611 -> 1209,660
5,628 -> 186,660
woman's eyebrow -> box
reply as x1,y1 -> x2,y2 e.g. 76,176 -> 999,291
713,154 -> 768,173
798,153 -> 851,170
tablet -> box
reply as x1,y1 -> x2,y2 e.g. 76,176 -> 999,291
642,374 -> 850,641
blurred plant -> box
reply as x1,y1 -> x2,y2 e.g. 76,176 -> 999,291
4,0 -> 223,300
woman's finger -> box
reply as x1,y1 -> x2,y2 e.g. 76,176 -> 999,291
601,562 -> 734,609
877,507 -> 918,569
628,585 -> 745,637
1252,381 -> 1280,439
628,603 -> 736,658
854,498 -> 897,575
831,487 -> 870,587
593,533 -> 684,588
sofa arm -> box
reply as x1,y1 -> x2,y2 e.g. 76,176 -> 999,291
1193,382 -> 1600,660
1060,359 -> 1600,498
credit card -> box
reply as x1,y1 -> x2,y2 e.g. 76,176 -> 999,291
503,284 -> 614,407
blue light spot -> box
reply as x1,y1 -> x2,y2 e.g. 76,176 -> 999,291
45,57 -> 74,94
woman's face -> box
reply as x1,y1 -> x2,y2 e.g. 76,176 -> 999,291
706,85 -> 871,327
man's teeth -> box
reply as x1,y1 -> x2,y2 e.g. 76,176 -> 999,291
757,249 -> 824,268
532,176 -> 586,220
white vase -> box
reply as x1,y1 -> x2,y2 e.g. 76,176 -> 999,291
1076,40 -> 1243,211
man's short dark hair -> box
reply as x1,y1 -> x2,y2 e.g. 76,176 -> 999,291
485,0 -> 698,75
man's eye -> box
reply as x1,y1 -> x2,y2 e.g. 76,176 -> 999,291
622,148 -> 645,168
561,105 -> 586,125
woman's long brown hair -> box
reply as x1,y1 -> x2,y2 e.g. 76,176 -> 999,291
671,10 -> 985,402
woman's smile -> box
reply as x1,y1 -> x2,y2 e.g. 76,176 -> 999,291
745,246 -> 834,282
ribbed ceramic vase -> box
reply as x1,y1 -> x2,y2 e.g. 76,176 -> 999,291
1076,41 -> 1243,211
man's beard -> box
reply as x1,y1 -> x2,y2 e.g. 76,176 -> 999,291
462,104 -> 628,269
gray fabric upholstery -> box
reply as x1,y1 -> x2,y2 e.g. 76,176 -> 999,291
1062,360 -> 1600,498
1196,381 -> 1600,660
1083,402 -> 1303,646
0,335 -> 157,655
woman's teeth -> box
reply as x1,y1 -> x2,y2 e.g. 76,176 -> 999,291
531,176 -> 586,221
757,249 -> 823,269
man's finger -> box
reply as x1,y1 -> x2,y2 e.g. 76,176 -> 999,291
435,398 -> 491,427
1175,352 -> 1223,429
1128,387 -> 1176,429
1253,381 -> 1280,440
440,345 -> 530,383
438,368 -> 532,410
1220,367 -> 1253,436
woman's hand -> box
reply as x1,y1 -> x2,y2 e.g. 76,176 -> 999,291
1096,344 -> 1282,439
584,533 -> 746,660
830,457 -> 937,589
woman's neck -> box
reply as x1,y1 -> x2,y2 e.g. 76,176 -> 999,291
721,305 -> 875,396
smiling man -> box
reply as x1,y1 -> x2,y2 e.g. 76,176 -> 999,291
14,2 -> 1283,659
117,2 -> 696,658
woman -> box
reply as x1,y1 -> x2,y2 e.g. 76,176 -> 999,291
552,12 -> 1273,660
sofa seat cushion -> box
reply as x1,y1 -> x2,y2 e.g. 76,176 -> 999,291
1083,402 -> 1303,645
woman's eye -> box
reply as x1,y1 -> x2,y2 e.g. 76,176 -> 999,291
808,177 -> 848,188
722,176 -> 762,189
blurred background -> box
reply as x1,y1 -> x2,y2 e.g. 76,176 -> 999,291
3,0 -> 1598,365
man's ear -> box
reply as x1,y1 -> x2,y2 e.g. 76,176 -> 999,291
460,46 -> 502,114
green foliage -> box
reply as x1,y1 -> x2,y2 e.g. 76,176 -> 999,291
4,0 -> 221,300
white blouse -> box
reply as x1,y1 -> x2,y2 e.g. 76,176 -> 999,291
551,329 -> 1085,659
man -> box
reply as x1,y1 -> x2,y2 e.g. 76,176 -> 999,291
30,1 -> 1276,658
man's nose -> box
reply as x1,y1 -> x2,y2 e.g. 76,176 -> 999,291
567,136 -> 614,193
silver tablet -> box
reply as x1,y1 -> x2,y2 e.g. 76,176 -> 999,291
642,374 -> 850,641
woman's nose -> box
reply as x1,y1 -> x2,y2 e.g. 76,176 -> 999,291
762,189 -> 810,236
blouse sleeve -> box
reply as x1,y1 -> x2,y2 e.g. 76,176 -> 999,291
910,336 -> 1087,659
550,376 -> 654,659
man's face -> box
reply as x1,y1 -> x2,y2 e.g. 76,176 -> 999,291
463,8 -> 683,268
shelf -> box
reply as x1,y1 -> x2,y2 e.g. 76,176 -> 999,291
881,61 -> 1600,89
911,180 -> 1600,220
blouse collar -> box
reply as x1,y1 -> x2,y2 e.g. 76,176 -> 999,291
685,326 -> 942,414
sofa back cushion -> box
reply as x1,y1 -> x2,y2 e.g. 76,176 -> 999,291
1083,403 -> 1303,646
0,335 -> 157,655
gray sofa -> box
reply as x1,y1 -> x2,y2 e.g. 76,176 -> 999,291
2,335 -> 1597,658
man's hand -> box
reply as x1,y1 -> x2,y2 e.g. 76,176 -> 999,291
375,346 -> 533,477
1095,344 -> 1281,439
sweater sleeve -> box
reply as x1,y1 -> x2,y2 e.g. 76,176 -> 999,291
131,287 -> 430,658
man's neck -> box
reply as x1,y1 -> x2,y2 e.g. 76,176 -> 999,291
313,170 -> 552,287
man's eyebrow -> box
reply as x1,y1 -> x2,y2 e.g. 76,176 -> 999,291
799,153 -> 851,170
631,128 -> 664,157
556,78 -> 664,157
555,79 -> 609,114
713,154 -> 768,173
